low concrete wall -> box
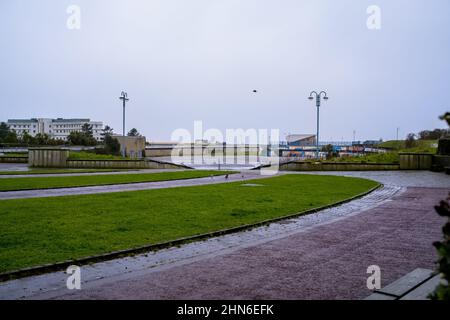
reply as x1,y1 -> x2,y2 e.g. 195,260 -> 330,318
66,159 -> 191,170
399,153 -> 433,170
29,148 -> 69,167
0,156 -> 28,163
280,161 -> 399,171
27,147 -> 191,169
145,145 -> 260,158
145,148 -> 174,157
114,136 -> 146,158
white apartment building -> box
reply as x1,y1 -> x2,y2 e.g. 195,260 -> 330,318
7,118 -> 103,141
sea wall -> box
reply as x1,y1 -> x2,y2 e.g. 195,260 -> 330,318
280,161 -> 399,171
66,159 -> 189,169
28,148 -> 190,169
28,148 -> 68,167
0,156 -> 28,163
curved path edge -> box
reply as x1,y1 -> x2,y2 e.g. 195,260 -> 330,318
0,185 -> 400,299
0,183 -> 383,285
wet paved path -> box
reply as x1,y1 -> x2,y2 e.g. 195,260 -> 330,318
0,184 -> 400,299
0,171 -> 263,200
0,163 -> 29,172
1,171 -> 448,300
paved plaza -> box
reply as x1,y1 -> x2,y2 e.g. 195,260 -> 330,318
0,170 -> 448,299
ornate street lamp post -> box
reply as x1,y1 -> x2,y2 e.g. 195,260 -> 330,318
308,91 -> 329,159
119,91 -> 129,137
119,91 -> 129,157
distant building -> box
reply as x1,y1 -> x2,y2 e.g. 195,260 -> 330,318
362,140 -> 381,146
7,118 -> 103,141
286,134 -> 316,147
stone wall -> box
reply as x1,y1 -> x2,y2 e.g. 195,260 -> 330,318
66,159 -> 191,170
27,148 -> 190,169
0,156 -> 28,163
145,148 -> 174,157
280,161 -> 399,171
399,153 -> 433,170
114,136 -> 146,158
145,144 -> 260,158
28,148 -> 69,167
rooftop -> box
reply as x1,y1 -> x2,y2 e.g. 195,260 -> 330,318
286,134 -> 316,143
7,119 -> 38,123
7,118 -> 101,123
52,118 -> 91,123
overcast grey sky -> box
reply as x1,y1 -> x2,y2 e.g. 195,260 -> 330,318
0,0 -> 449,142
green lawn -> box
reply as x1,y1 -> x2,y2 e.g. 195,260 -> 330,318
0,170 -> 233,191
0,174 -> 378,273
0,169 -> 135,175
377,140 -> 406,149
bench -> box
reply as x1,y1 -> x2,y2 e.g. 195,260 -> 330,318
365,268 -> 442,300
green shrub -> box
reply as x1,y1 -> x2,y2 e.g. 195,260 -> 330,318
437,139 -> 450,156
430,194 -> 450,300
327,152 -> 400,164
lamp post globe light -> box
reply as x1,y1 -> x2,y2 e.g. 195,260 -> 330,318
308,91 -> 329,159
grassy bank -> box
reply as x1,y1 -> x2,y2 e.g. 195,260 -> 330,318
0,174 -> 378,273
378,140 -> 438,152
0,170 -> 233,191
68,151 -> 127,160
328,152 -> 400,164
328,140 -> 437,164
